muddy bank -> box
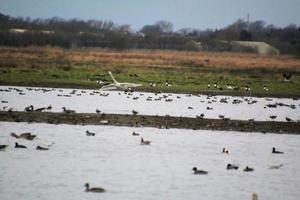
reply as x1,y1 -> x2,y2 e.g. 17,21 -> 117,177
0,111 -> 299,134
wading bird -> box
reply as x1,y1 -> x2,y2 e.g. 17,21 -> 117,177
100,71 -> 142,91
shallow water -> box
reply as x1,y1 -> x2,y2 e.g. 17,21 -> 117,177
0,86 -> 299,122
0,122 -> 300,200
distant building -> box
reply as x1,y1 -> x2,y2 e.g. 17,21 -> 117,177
9,28 -> 27,33
231,41 -> 280,55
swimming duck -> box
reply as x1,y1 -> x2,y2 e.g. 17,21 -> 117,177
34,107 -> 46,112
222,148 -> 229,154
272,147 -> 284,154
36,145 -> 49,150
25,105 -> 34,112
269,115 -> 277,120
269,164 -> 283,169
192,167 -> 208,175
227,164 -> 239,170
132,131 -> 140,136
243,166 -> 254,172
140,137 -> 151,145
84,183 -> 105,193
86,130 -> 96,136
15,142 -> 27,149
0,145 -> 8,151
132,110 -> 138,115
62,107 -> 75,114
11,132 -> 36,140
285,117 -> 292,122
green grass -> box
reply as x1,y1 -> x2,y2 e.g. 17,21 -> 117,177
1,63 -> 300,97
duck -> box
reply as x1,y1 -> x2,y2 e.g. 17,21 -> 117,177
95,109 -> 101,114
132,131 -> 140,136
86,130 -> 96,136
243,166 -> 254,172
282,73 -> 292,81
140,137 -> 151,145
11,132 -> 36,140
46,105 -> 52,110
272,147 -> 284,154
34,107 -> 46,112
36,145 -> 49,150
192,167 -> 208,175
269,164 -> 283,169
84,183 -> 105,193
222,148 -> 229,154
132,110 -> 138,115
285,117 -> 292,122
15,142 -> 27,149
24,105 -> 34,112
0,145 -> 8,151
269,115 -> 277,120
227,163 -> 239,170
62,107 -> 75,114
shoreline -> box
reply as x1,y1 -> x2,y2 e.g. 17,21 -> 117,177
1,82 -> 300,99
1,111 -> 299,134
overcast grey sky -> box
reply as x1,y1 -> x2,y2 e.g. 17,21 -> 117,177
0,0 -> 299,30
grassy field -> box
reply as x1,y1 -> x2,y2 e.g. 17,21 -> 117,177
0,46 -> 300,97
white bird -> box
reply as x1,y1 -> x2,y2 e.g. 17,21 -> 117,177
100,71 -> 142,91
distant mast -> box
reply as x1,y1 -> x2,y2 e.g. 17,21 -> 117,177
247,13 -> 250,31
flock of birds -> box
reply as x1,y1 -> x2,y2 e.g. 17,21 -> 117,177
0,86 -> 299,123
192,146 -> 284,175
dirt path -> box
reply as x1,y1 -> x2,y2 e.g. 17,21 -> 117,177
1,111 -> 299,134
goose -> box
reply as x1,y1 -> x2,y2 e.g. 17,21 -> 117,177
100,71 -> 142,91
140,137 -> 151,145
227,164 -> 239,170
272,147 -> 284,154
15,142 -> 27,149
36,145 -> 49,150
84,183 -> 105,193
243,166 -> 254,172
62,107 -> 75,114
0,145 -> 8,151
86,130 -> 96,136
192,167 -> 208,175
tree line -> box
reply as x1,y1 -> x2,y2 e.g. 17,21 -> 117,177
0,13 -> 299,55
